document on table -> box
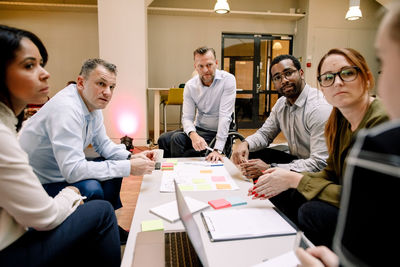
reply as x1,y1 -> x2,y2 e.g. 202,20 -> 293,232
201,208 -> 296,242
150,197 -> 209,223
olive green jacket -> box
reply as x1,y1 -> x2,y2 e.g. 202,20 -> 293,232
297,99 -> 389,208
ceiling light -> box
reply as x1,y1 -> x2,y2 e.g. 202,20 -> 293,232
272,42 -> 283,50
214,0 -> 230,14
345,0 -> 362,20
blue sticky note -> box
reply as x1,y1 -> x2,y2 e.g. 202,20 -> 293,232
226,196 -> 247,207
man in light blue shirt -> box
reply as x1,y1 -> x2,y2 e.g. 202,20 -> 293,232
158,46 -> 236,162
19,58 -> 155,243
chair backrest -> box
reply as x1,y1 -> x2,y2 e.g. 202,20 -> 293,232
167,88 -> 184,105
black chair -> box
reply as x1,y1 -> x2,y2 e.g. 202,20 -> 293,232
205,112 -> 245,159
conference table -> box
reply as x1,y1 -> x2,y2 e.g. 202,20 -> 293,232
121,157 -> 298,267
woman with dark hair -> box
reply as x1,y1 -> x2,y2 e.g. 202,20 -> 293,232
0,25 -> 120,267
249,47 -> 389,247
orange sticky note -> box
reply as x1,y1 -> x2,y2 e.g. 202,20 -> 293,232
216,184 -> 232,190
200,169 -> 212,174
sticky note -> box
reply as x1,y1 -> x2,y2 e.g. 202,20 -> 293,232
211,176 -> 226,182
192,178 -> 206,184
200,169 -> 212,174
141,219 -> 164,232
196,184 -> 212,190
178,185 -> 194,191
208,198 -> 231,209
216,184 -> 232,190
166,159 -> 178,165
226,196 -> 247,207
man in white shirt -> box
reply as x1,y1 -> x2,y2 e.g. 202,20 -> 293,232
19,58 -> 155,243
232,54 -> 332,181
158,46 -> 236,162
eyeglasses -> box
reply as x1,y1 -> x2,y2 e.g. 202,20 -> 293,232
318,66 -> 360,87
271,69 -> 298,84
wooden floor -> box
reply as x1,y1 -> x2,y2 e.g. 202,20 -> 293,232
116,129 -> 286,230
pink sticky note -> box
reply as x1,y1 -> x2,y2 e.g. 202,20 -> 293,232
208,198 -> 231,209
211,176 -> 226,182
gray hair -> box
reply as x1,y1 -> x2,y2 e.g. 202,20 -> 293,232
79,58 -> 117,79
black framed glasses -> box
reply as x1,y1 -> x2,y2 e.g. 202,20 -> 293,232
272,69 -> 298,84
318,66 -> 360,87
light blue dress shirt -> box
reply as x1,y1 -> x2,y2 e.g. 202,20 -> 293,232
19,85 -> 131,184
245,84 -> 332,172
182,69 -> 236,151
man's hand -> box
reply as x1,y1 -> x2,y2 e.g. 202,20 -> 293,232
189,132 -> 208,151
131,150 -> 155,161
239,159 -> 269,179
231,141 -> 249,164
129,157 -> 155,176
205,150 -> 224,163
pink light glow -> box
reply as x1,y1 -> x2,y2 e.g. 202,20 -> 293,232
118,113 -> 137,135
109,93 -> 144,137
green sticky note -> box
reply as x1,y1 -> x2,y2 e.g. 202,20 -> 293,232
166,159 -> 178,165
141,219 -> 164,232
196,184 -> 212,190
192,178 -> 206,184
178,185 -> 194,191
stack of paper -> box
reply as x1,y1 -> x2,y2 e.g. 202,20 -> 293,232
150,197 -> 209,223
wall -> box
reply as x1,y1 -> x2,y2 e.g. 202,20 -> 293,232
147,14 -> 299,130
304,0 -> 383,88
0,9 -> 99,96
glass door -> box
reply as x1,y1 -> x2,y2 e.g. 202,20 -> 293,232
222,33 -> 292,128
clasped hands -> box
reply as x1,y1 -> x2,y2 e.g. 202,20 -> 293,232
129,150 -> 156,176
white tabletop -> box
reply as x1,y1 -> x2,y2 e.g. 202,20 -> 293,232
121,157 -> 297,267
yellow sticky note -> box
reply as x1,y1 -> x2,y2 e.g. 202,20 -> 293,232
197,184 -> 212,190
141,219 -> 164,232
166,159 -> 178,165
192,178 -> 206,184
216,184 -> 232,190
200,169 -> 212,174
178,185 -> 194,191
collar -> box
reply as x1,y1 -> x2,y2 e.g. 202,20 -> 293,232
73,85 -> 92,121
285,84 -> 310,108
0,102 -> 18,133
198,68 -> 223,87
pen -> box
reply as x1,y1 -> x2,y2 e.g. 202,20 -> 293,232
210,164 -> 223,167
205,146 -> 213,152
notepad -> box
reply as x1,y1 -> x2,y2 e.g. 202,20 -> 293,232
201,208 -> 297,242
149,197 -> 209,223
208,198 -> 231,209
225,196 -> 247,207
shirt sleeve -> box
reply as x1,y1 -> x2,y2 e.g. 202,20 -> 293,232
91,113 -> 131,160
278,103 -> 331,172
182,83 -> 197,135
297,155 -> 342,208
214,74 -> 236,151
46,109 -> 130,183
0,126 -> 81,230
245,100 -> 281,151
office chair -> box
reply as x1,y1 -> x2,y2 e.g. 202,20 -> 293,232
161,88 -> 184,133
205,112 -> 245,159
183,112 -> 245,158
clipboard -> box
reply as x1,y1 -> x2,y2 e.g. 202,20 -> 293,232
201,207 -> 297,242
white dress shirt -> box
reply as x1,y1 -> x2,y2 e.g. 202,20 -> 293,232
245,84 -> 332,172
19,85 -> 131,184
182,69 -> 236,151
